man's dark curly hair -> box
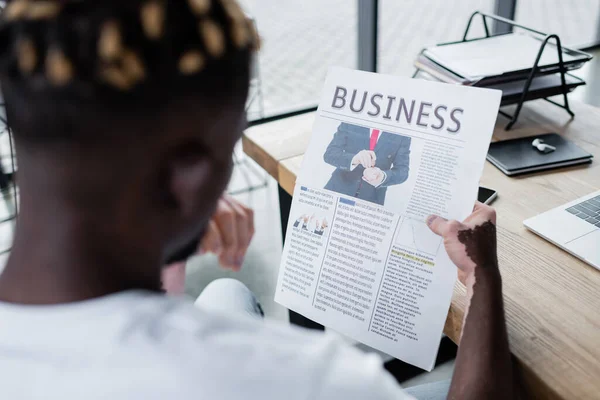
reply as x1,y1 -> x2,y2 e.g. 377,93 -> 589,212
0,0 -> 256,143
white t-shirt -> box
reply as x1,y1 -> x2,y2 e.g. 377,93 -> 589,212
0,291 -> 413,400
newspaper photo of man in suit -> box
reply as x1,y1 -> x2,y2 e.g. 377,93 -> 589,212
323,122 -> 411,206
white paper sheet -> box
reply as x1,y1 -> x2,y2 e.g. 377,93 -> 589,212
424,33 -> 577,79
275,67 -> 501,371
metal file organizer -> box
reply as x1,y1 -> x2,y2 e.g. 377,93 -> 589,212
413,11 -> 593,130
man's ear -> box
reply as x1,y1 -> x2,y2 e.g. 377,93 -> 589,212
167,143 -> 224,220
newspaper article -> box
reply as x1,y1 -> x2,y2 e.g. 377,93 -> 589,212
275,67 -> 501,371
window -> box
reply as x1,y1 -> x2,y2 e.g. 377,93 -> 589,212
378,0 -> 495,77
243,0 -> 358,120
244,0 -> 600,120
516,0 -> 600,48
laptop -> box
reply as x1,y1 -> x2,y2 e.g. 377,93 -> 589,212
487,133 -> 593,176
524,191 -> 600,270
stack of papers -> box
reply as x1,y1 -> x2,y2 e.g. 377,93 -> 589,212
414,33 -> 591,106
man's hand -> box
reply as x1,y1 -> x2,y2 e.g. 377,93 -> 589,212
362,167 -> 385,187
427,203 -> 513,400
426,202 -> 497,285
200,194 -> 255,271
320,218 -> 328,230
351,150 -> 376,169
162,195 -> 254,295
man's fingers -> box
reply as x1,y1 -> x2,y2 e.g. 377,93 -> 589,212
472,201 -> 497,224
362,172 -> 377,185
473,201 -> 485,212
197,194 -> 256,272
363,167 -> 383,186
214,200 -> 239,270
199,220 -> 222,255
363,167 -> 380,181
360,152 -> 371,168
356,151 -> 377,168
369,151 -> 377,167
426,215 -> 462,237
222,196 -> 254,268
361,152 -> 370,168
246,206 -> 255,245
356,152 -> 364,167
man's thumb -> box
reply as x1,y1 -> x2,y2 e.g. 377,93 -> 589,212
426,215 -> 447,236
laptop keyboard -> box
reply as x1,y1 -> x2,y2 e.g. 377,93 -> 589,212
566,195 -> 600,227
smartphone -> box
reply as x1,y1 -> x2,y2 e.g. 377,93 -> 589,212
478,186 -> 498,205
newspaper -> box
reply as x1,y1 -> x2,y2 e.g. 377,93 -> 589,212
274,67 -> 501,371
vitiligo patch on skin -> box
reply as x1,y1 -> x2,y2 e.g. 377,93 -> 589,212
188,0 -> 210,15
457,221 -> 498,269
46,48 -> 73,86
200,19 -> 225,58
179,51 -> 205,75
122,50 -> 146,82
98,21 -> 122,61
140,1 -> 164,40
26,2 -> 61,20
3,0 -> 29,21
17,37 -> 37,74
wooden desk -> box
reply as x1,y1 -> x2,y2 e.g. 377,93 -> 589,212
243,99 -> 600,399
